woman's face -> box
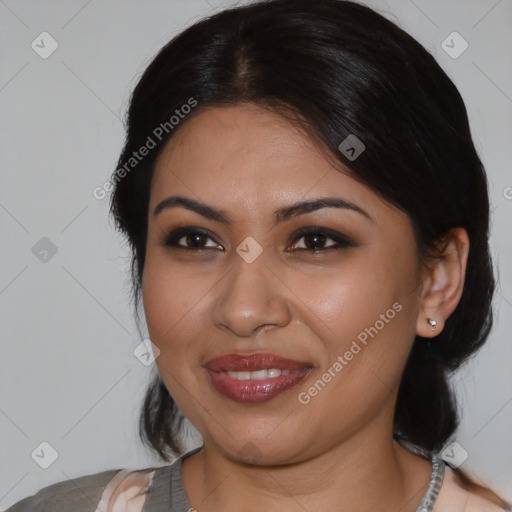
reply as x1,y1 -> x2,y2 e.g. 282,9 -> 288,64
143,103 -> 426,464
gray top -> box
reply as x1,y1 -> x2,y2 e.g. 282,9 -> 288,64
5,468 -> 121,512
5,441 -> 445,511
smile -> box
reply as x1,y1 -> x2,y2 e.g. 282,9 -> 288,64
222,368 -> 297,380
204,353 -> 313,403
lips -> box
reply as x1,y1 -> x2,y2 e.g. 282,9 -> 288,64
204,352 -> 312,372
204,353 -> 313,403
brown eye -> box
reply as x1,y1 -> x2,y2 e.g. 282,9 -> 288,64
288,227 -> 354,252
181,232 -> 210,248
160,227 -> 222,251
295,232 -> 333,250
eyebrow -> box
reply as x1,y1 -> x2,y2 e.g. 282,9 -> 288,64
153,194 -> 372,224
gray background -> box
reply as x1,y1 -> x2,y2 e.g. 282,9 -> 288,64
1,0 -> 511,508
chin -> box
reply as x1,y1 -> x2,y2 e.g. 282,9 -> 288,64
208,431 -> 310,467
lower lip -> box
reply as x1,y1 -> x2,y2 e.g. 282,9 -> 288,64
205,368 -> 312,403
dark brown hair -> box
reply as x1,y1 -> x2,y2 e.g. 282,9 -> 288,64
109,0 -> 508,508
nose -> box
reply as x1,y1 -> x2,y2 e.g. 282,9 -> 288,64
212,250 -> 292,338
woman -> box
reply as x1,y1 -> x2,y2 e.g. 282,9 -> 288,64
7,0 -> 510,510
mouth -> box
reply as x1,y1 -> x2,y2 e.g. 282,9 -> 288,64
204,353 -> 314,404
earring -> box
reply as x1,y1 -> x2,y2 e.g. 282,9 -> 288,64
426,318 -> 437,330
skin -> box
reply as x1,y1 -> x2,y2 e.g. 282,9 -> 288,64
142,103 -> 469,512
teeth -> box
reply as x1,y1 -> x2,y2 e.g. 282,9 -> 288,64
225,368 -> 293,380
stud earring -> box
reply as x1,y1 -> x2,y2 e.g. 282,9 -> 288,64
426,318 -> 437,330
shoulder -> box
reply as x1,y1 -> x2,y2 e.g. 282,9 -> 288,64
434,465 -> 511,512
4,467 -> 155,512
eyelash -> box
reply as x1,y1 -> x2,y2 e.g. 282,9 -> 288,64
159,226 -> 355,253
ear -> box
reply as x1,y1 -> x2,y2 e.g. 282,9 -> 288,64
416,227 -> 469,338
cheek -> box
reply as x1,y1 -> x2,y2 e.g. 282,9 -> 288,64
141,254 -> 208,404
142,249 -> 202,332
287,251 -> 410,341
142,251 -> 209,344
288,248 -> 419,393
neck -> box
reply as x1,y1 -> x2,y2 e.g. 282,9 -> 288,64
181,419 -> 432,512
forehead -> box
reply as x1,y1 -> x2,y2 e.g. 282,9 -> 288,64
149,104 -> 392,223
153,103 -> 328,180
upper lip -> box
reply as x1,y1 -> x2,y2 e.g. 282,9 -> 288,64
204,353 -> 313,372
